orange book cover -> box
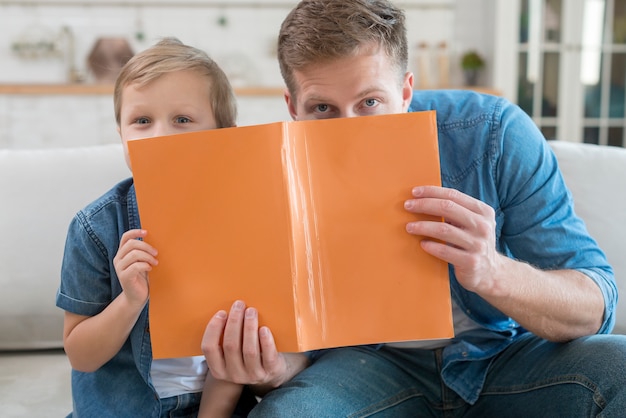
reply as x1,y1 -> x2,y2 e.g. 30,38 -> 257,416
128,111 -> 453,359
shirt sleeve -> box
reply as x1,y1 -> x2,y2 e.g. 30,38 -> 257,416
56,211 -> 116,317
495,102 -> 617,333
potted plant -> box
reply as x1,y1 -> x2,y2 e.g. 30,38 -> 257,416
460,50 -> 485,86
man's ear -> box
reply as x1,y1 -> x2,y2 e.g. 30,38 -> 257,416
402,72 -> 414,112
284,89 -> 298,121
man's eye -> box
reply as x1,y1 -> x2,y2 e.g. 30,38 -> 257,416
364,98 -> 379,107
176,116 -> 191,123
315,104 -> 329,113
135,117 -> 150,124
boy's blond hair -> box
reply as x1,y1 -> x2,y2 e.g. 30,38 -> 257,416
114,37 -> 237,128
278,0 -> 407,100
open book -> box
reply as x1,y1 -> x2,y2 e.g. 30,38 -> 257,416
128,111 -> 453,359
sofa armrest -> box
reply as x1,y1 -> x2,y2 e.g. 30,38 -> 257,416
549,141 -> 626,334
0,144 -> 130,350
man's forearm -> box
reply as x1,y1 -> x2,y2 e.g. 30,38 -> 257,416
480,255 -> 604,342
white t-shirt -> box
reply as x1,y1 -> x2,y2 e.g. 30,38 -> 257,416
386,298 -> 480,349
150,355 -> 208,398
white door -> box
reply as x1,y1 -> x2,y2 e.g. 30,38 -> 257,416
494,0 -> 626,147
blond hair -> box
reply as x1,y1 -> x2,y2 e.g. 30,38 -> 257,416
114,37 -> 236,128
278,0 -> 408,98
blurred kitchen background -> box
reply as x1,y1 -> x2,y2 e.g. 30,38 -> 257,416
1,0 -> 625,149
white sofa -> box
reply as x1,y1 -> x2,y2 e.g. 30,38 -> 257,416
0,141 -> 624,417
0,144 -> 130,417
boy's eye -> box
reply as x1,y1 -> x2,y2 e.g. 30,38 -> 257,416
175,116 -> 192,123
135,117 -> 150,124
364,98 -> 379,107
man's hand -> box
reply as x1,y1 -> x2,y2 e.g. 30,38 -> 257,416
202,300 -> 308,395
404,185 -> 503,296
404,185 -> 604,341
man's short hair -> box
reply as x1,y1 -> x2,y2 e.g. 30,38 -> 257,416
278,0 -> 408,97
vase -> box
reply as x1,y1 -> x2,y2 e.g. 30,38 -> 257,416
463,69 -> 479,86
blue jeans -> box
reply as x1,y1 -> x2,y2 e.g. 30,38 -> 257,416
159,392 -> 202,418
250,333 -> 626,417
158,387 -> 258,418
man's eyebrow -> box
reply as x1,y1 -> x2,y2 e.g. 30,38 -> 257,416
302,94 -> 330,103
302,87 -> 385,104
358,86 -> 388,97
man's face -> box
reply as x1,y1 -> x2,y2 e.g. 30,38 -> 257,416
285,46 -> 414,121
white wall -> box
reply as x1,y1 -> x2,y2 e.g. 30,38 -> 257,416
453,0 -> 496,88
0,0 -> 489,149
0,3 -> 290,87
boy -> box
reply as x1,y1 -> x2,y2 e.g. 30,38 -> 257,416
57,37 -> 254,417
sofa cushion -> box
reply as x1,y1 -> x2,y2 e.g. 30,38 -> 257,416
549,141 -> 626,334
0,144 -> 129,350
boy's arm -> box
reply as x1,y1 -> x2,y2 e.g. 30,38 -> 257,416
63,296 -> 146,372
63,229 -> 157,372
198,376 -> 243,418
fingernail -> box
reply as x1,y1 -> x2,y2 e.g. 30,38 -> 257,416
233,300 -> 245,311
412,187 -> 422,196
245,307 -> 256,318
215,310 -> 227,319
404,200 -> 412,209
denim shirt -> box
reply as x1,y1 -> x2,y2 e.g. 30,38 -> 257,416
406,90 -> 617,403
56,178 -> 160,417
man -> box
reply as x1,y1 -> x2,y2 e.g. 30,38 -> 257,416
203,1 -> 626,416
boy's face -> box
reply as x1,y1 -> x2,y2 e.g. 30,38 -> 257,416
118,70 -> 218,170
285,45 -> 413,121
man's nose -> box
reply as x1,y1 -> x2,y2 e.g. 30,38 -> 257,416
339,109 -> 359,118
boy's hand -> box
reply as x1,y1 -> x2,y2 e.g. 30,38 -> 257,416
113,229 -> 158,308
